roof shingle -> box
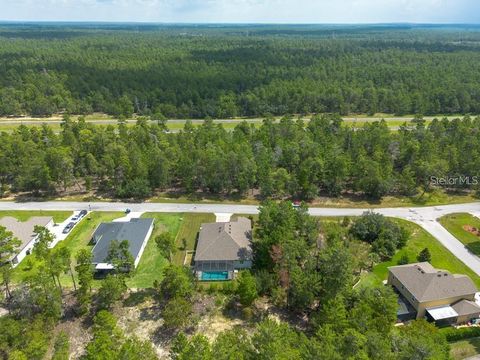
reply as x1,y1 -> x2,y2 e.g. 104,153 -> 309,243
91,218 -> 153,264
389,262 -> 478,302
451,299 -> 480,317
194,217 -> 252,262
0,216 -> 53,256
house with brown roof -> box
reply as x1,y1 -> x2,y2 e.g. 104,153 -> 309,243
194,217 -> 252,281
0,216 -> 54,267
388,262 -> 480,325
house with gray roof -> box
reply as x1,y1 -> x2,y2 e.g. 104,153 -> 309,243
91,218 -> 154,271
194,217 -> 252,281
0,216 -> 54,267
388,262 -> 480,325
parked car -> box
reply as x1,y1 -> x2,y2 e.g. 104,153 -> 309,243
79,210 -> 88,217
63,222 -> 75,234
125,208 -> 131,214
71,216 -> 79,222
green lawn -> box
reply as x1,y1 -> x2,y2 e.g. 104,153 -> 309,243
126,213 -> 182,288
11,212 -> 123,286
359,219 -> 480,289
173,213 -> 215,265
450,337 -> 480,360
0,210 -> 72,224
0,114 -> 466,133
439,213 -> 480,255
11,211 -> 212,289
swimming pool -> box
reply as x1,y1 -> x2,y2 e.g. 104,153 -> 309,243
201,271 -> 229,281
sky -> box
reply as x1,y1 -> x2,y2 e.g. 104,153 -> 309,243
0,0 -> 480,24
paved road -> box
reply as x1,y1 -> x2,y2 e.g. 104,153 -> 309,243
1,201 -> 480,274
4,200 -> 478,215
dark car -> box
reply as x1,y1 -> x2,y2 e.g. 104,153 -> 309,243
63,222 -> 75,234
79,210 -> 88,218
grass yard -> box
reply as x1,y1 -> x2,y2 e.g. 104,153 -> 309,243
359,219 -> 480,289
126,213 -> 183,288
0,210 -> 72,223
439,213 -> 480,255
11,211 -> 215,289
11,211 -> 123,287
450,337 -> 480,360
173,213 -> 215,266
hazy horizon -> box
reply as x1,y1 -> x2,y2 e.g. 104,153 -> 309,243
1,21 -> 479,25
1,0 -> 479,24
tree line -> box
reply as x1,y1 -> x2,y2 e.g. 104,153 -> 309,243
0,114 -> 479,201
0,222 -> 154,358
1,25 -> 480,117
0,202 -> 452,358
170,202 -> 449,359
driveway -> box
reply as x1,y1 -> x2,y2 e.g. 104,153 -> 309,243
113,211 -> 145,222
215,213 -> 233,222
49,210 -> 83,248
1,201 -> 479,274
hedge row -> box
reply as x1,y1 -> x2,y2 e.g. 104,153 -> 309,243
440,326 -> 480,342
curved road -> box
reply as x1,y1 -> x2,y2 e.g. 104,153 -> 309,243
1,201 -> 480,274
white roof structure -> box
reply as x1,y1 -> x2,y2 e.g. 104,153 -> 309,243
426,306 -> 458,320
95,263 -> 115,270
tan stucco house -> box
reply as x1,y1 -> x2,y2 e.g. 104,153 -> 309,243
194,217 -> 252,281
388,262 -> 480,325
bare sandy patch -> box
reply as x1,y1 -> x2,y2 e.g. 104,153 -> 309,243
464,225 -> 480,237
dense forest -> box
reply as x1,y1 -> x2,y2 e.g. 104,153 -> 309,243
0,114 -> 479,200
1,24 -> 480,117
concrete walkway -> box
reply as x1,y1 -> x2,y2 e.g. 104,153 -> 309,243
112,211 -> 144,222
1,201 -> 479,275
215,213 -> 232,222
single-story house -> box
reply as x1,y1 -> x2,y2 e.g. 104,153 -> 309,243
194,217 -> 252,281
388,262 -> 480,325
91,218 -> 154,271
0,216 -> 54,266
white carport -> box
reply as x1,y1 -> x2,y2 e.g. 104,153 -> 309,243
426,306 -> 458,321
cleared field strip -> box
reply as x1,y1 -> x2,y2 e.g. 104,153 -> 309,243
0,114 -> 467,133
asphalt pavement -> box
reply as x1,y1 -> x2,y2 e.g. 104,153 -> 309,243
0,201 -> 479,274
